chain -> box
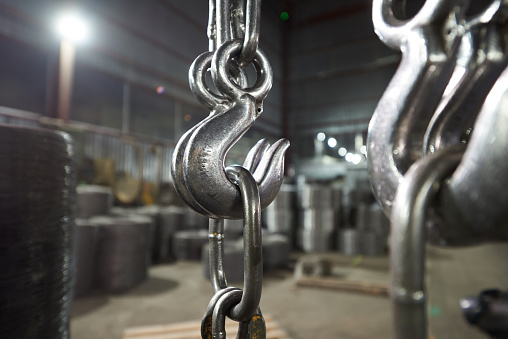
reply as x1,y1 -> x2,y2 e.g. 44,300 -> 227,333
172,0 -> 284,338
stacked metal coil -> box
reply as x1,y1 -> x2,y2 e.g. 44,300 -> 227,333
159,206 -> 186,260
262,234 -> 291,269
74,219 -> 102,298
297,184 -> 341,252
76,185 -> 113,218
173,230 -> 209,260
338,229 -> 360,256
264,184 -> 295,238
182,206 -> 209,229
0,125 -> 76,338
356,203 -> 389,256
338,203 -> 389,256
202,242 -> 245,283
91,215 -> 151,292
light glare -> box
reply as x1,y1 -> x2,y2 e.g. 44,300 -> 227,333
352,154 -> 362,165
317,132 -> 326,141
327,137 -> 337,148
57,13 -> 88,42
360,145 -> 367,155
338,147 -> 347,156
345,153 -> 353,162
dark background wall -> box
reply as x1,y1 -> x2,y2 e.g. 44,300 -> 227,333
0,0 -> 400,166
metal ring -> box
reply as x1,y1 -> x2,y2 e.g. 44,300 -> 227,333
372,0 -> 464,49
212,39 -> 272,103
189,51 -> 248,112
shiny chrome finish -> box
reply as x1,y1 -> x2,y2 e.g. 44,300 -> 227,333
183,40 -> 289,219
224,165 -> 262,322
368,0 -> 464,214
437,65 -> 508,245
390,146 -> 464,339
424,0 -> 508,154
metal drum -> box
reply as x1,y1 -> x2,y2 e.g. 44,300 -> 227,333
0,125 -> 76,338
91,215 -> 151,292
339,229 -> 360,256
173,230 -> 209,260
74,219 -> 102,298
76,185 -> 113,218
202,243 -> 244,283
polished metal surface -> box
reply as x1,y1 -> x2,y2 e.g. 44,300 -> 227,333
437,64 -> 508,244
0,125 -> 76,339
390,146 -> 463,339
424,1 -> 508,155
368,0 -> 464,214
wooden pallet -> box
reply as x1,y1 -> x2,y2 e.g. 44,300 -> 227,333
122,315 -> 291,339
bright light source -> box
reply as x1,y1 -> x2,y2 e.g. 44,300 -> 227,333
360,145 -> 367,155
345,153 -> 353,162
352,154 -> 362,165
327,137 -> 337,148
56,13 -> 88,42
316,132 -> 326,141
338,147 -> 347,157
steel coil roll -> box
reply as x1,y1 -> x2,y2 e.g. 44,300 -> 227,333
265,210 -> 293,235
158,206 -> 185,260
173,230 -> 209,260
76,185 -> 112,218
299,208 -> 336,232
0,125 -> 76,339
339,229 -> 360,256
202,243 -> 244,283
91,215 -> 151,292
183,206 -> 209,229
263,234 -> 290,269
297,229 -> 335,252
74,219 -> 102,298
299,184 -> 333,209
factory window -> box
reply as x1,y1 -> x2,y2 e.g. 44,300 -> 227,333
0,38 -> 46,113
72,64 -> 123,129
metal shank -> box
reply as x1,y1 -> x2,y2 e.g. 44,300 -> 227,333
390,146 -> 463,339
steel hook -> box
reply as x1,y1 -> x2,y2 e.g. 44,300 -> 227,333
368,0 -> 465,215
182,40 -> 289,219
423,0 -> 508,154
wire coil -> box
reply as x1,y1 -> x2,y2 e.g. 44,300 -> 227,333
0,124 -> 76,339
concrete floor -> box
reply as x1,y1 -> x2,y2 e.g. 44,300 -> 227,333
71,244 -> 507,339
